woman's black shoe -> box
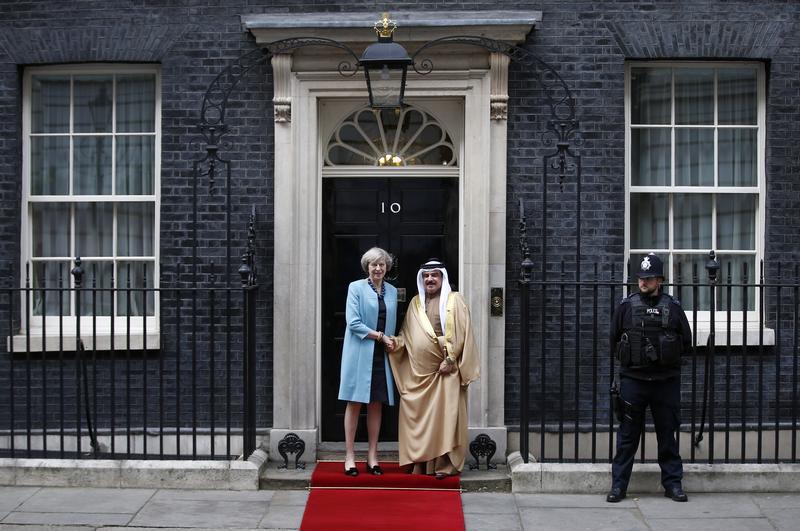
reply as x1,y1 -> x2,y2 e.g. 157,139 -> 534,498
344,467 -> 358,476
366,464 -> 383,475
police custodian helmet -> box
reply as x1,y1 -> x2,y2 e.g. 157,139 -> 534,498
637,253 -> 664,279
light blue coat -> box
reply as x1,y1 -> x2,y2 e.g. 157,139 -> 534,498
338,279 -> 398,405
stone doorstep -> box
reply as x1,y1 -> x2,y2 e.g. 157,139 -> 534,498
260,454 -> 511,492
508,451 -> 800,494
0,448 -> 268,490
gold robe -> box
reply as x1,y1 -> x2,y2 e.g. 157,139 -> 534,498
389,292 -> 480,473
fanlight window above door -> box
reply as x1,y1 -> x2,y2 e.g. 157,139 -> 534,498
325,105 -> 457,166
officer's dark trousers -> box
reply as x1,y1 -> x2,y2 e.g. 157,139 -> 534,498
612,376 -> 683,491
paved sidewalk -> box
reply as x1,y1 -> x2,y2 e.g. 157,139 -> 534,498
1,486 -> 799,530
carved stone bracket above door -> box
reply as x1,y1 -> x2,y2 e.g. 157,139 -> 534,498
490,52 -> 510,121
271,54 -> 292,122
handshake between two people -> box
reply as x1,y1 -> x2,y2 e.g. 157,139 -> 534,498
378,333 -> 456,375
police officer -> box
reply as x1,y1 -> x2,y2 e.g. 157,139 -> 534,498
606,253 -> 692,503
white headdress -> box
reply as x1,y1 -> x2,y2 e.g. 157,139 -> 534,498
416,259 -> 452,334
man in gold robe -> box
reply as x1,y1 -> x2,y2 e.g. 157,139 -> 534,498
389,259 -> 480,477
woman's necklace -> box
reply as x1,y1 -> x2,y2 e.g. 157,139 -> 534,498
367,277 -> 385,299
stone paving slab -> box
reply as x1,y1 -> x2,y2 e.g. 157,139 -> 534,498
16,487 -> 154,514
762,507 -> 800,531
647,517 -> 776,531
99,528 -> 260,531
464,511 -> 522,531
269,490 -> 309,506
461,492 -> 518,513
518,507 -> 649,531
751,493 -> 800,508
636,492 -> 763,518
259,504 -> 305,529
0,487 -> 39,512
515,492 -> 637,508
3,511 -> 132,526
0,525 -> 93,530
151,488 -> 274,502
129,499 -> 267,528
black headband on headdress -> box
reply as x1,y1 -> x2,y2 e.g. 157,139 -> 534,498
420,258 -> 446,270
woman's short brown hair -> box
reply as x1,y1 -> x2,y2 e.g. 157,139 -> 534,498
360,247 -> 393,273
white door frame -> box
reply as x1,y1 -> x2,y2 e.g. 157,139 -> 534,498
246,11 -> 541,461
267,64 -> 509,462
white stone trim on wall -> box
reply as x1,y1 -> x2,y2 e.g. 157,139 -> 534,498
254,11 -> 532,462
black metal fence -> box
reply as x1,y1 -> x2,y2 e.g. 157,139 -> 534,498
517,252 -> 800,464
0,233 -> 260,461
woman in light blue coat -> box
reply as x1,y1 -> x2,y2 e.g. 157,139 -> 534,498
338,247 -> 398,477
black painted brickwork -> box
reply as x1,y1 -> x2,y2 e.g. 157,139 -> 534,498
0,1 -> 798,440
503,0 -> 800,429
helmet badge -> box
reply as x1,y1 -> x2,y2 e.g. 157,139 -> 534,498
640,257 -> 651,271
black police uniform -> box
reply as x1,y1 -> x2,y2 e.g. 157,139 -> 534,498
610,289 -> 692,494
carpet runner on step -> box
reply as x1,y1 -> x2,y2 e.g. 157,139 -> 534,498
299,462 -> 465,531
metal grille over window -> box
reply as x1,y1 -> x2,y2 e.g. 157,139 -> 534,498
324,105 -> 457,166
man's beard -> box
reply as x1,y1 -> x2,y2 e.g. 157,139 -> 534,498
639,284 -> 659,296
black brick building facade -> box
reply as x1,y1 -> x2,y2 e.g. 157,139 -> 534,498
0,1 -> 798,457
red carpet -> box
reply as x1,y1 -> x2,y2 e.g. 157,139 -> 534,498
309,461 -> 461,490
300,462 -> 464,531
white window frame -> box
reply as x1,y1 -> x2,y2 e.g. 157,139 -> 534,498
14,64 -> 161,351
624,61 -> 771,345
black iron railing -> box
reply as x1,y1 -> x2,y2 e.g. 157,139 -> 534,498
516,252 -> 800,464
1,286 -> 259,460
0,214 -> 260,460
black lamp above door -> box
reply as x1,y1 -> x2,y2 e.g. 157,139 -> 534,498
359,13 -> 413,110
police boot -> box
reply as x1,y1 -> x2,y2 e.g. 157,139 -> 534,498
664,485 -> 688,502
606,487 -> 626,503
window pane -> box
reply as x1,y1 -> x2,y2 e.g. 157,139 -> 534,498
716,194 -> 756,250
117,75 -> 155,133
718,68 -> 757,125
74,76 -> 113,133
717,255 -> 756,312
117,261 -> 154,316
630,67 -> 670,125
31,76 -> 69,133
631,128 -> 670,186
116,136 -> 154,194
117,203 -> 154,256
671,254 -> 710,311
328,144 -> 371,165
675,68 -> 714,125
75,202 -> 113,257
31,261 -> 71,316
31,136 -> 69,195
675,128 -> 714,186
77,261 -> 113,316
719,129 -> 756,186
366,66 -> 403,109
74,136 -> 112,194
674,193 -> 712,249
630,193 -> 669,249
31,203 -> 70,257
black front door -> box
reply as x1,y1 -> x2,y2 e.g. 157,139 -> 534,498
321,177 -> 459,442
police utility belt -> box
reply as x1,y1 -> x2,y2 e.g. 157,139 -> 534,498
615,294 -> 682,369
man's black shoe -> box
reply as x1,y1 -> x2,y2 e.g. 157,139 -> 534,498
606,487 -> 626,503
664,486 -> 688,502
